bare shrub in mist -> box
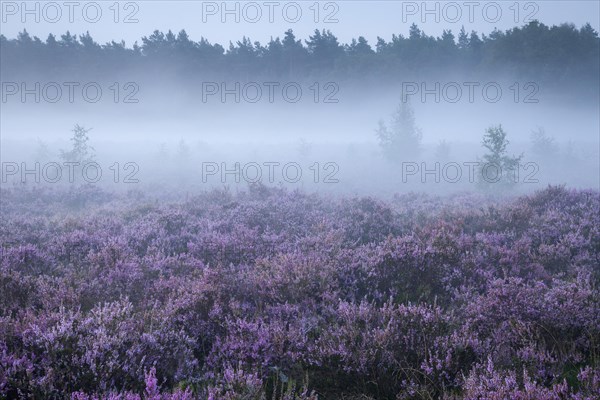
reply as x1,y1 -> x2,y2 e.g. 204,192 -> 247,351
33,138 -> 52,163
297,138 -> 313,160
434,140 -> 451,162
477,124 -> 523,191
530,127 -> 558,160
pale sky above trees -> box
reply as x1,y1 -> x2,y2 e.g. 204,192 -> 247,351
1,1 -> 598,46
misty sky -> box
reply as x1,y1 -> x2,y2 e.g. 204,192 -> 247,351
1,1 -> 599,46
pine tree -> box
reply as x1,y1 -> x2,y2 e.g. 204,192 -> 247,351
376,100 -> 422,163
60,124 -> 95,163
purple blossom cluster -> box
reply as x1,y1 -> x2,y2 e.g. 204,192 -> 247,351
0,185 -> 598,399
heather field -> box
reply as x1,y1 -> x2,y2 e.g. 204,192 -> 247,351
1,184 -> 598,399
2,2 -> 600,399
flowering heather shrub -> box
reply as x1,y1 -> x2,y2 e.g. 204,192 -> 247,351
461,357 -> 600,400
0,185 -> 598,399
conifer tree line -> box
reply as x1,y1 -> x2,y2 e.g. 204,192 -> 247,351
1,21 -> 598,83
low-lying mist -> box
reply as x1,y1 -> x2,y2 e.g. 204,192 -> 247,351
2,79 -> 598,198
